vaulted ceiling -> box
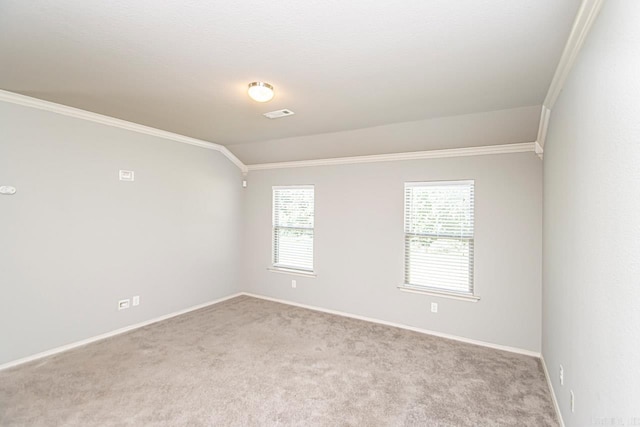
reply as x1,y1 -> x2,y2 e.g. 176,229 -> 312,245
0,0 -> 581,162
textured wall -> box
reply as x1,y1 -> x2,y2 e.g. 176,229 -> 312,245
0,102 -> 243,364
542,1 -> 640,425
242,153 -> 543,352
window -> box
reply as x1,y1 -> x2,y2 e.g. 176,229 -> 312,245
403,181 -> 475,296
272,186 -> 314,272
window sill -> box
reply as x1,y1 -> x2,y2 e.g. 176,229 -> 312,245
267,267 -> 317,278
397,284 -> 480,302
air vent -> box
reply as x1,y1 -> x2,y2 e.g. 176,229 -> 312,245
263,109 -> 295,119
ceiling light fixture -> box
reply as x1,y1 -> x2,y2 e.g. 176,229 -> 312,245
247,81 -> 274,103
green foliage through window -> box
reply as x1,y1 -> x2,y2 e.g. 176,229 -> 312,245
273,186 -> 314,271
404,181 -> 474,294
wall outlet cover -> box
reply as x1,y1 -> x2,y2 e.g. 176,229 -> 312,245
570,390 -> 575,413
118,299 -> 130,310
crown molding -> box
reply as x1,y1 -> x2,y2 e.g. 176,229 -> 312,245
536,0 -> 604,158
246,142 -> 536,171
0,88 -> 535,171
544,0 -> 604,110
0,89 -> 248,173
535,106 -> 552,159
0,2 -> 604,170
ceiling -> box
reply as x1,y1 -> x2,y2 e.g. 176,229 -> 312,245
0,0 -> 581,150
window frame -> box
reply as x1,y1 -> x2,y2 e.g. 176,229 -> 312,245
271,185 -> 316,276
399,180 -> 479,302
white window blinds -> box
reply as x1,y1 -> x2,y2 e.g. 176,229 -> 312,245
404,181 -> 475,295
273,186 -> 315,272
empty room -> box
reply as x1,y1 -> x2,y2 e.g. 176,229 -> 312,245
1,0 -> 638,426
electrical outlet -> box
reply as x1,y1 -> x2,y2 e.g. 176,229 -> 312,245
559,365 -> 564,385
431,302 -> 438,313
291,280 -> 297,289
570,390 -> 575,413
118,299 -> 130,310
132,296 -> 140,306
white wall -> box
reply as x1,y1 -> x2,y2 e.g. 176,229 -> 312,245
0,101 -> 243,365
228,106 -> 540,164
542,1 -> 640,425
242,152 -> 543,352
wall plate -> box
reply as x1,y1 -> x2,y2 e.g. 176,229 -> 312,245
0,186 -> 17,195
119,170 -> 134,182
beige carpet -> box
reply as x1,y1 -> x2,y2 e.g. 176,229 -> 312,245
0,295 -> 558,426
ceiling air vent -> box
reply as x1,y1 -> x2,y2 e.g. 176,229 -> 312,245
263,109 -> 295,119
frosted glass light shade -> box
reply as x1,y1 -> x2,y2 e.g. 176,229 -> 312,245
248,82 -> 274,102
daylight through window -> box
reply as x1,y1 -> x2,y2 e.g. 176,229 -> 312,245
273,186 -> 315,272
404,181 -> 475,295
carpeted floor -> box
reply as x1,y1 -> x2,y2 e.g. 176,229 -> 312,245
0,295 -> 558,426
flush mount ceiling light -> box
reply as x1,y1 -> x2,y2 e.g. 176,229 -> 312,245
247,82 -> 274,103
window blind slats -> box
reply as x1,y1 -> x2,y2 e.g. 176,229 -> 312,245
404,181 -> 474,295
273,186 -> 314,272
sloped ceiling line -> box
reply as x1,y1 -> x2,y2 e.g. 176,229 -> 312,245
0,0 -> 603,171
0,89 -> 248,173
0,89 -> 540,173
0,89 -> 538,173
245,143 -> 537,171
536,0 -> 604,159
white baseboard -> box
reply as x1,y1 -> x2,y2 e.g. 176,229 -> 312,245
1,291 -> 541,372
241,292 -> 541,358
0,292 -> 244,372
541,355 -> 565,427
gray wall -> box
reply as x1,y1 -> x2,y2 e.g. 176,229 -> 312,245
229,106 -> 540,164
242,152 -> 543,352
0,101 -> 243,365
542,1 -> 640,425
